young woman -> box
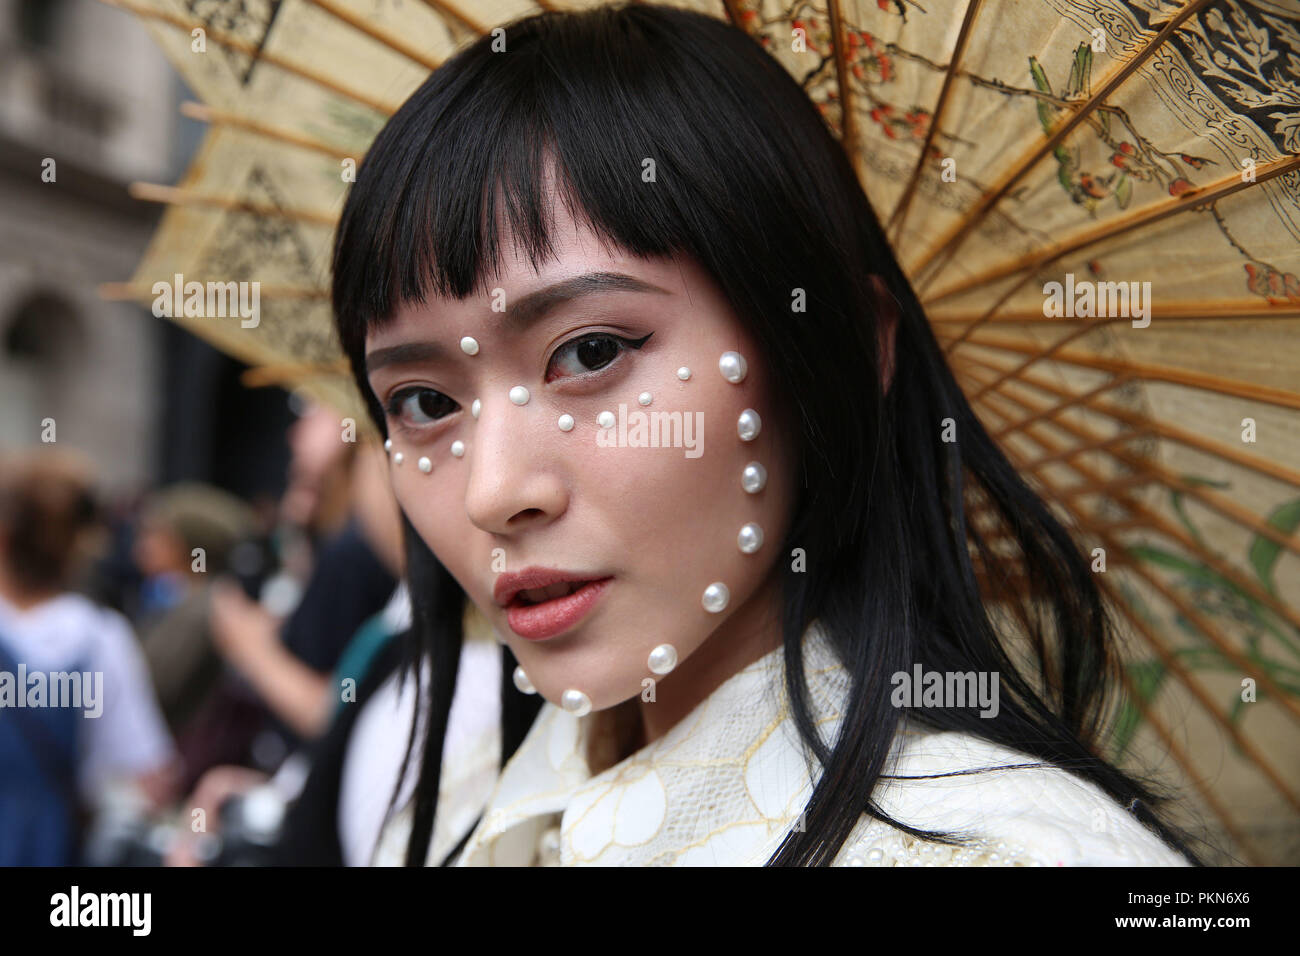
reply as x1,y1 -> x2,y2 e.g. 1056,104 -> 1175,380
330,3 -> 1199,866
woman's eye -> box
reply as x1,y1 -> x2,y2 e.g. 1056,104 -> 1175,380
546,331 -> 653,383
387,387 -> 458,428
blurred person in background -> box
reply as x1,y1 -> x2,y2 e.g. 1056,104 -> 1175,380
0,449 -> 177,865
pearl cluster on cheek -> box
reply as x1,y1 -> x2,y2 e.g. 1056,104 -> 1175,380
386,339 -> 769,724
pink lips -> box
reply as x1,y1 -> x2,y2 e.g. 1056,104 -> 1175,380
505,578 -> 612,640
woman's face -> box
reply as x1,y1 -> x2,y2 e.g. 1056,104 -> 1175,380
365,203 -> 795,715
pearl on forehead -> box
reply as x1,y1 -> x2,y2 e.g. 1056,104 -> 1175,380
741,461 -> 767,494
562,689 -> 592,717
558,414 -> 575,432
638,391 -> 652,406
460,336 -> 479,355
737,522 -> 764,554
418,456 -> 432,473
676,367 -> 691,381
647,643 -> 678,675
450,440 -> 465,458
597,410 -> 615,429
393,452 -> 404,465
512,666 -> 536,695
719,351 -> 747,384
509,385 -> 530,405
471,399 -> 481,419
702,582 -> 730,613
737,408 -> 761,441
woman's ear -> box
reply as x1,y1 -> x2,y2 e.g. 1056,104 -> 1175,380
869,274 -> 899,394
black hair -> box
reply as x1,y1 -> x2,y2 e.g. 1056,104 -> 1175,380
331,2 -> 1201,866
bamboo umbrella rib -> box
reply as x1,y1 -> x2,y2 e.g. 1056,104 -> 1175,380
242,360 -> 351,388
965,319 -> 1123,396
987,367 -> 1132,438
719,0 -> 745,28
887,0 -> 984,241
826,0 -> 860,181
925,153 -> 1300,309
928,302 -> 1300,324
937,328 -> 1300,411
414,0 -> 492,36
954,350 -> 1300,489
908,0 -> 1217,284
95,0 -> 401,115
300,0 -> 444,71
966,371 -> 1300,661
1109,646 -> 1262,864
971,384 -> 1300,841
128,182 -> 340,227
179,101 -> 357,162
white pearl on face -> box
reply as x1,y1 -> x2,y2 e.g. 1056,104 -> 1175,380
561,689 -> 592,717
471,399 -> 481,419
676,367 -> 691,381
393,452 -> 404,465
638,391 -> 652,406
558,414 -> 575,432
460,336 -> 479,356
383,439 -> 392,452
647,643 -> 678,675
737,522 -> 764,554
741,461 -> 767,494
450,440 -> 465,458
737,408 -> 761,441
597,410 -> 615,429
417,456 -> 432,473
509,385 -> 529,405
512,666 -> 536,694
718,351 -> 748,384
702,582 -> 730,613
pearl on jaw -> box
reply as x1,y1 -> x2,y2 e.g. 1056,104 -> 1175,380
737,408 -> 762,441
558,414 -> 575,432
647,643 -> 678,675
741,461 -> 767,493
597,410 -> 615,429
702,582 -> 730,613
450,440 -> 465,458
718,351 -> 747,384
737,522 -> 764,554
471,399 -> 481,419
393,452 -> 404,465
417,456 -> 432,473
561,689 -> 592,717
509,385 -> 530,405
383,439 -> 392,452
638,391 -> 652,406
676,367 -> 691,381
512,666 -> 536,695
460,336 -> 479,356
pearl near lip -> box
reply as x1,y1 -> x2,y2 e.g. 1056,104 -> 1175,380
647,643 -> 678,675
737,408 -> 761,441
509,385 -> 529,405
676,367 -> 691,381
418,456 -> 432,473
597,410 -> 616,429
718,351 -> 747,384
512,666 -> 536,694
561,689 -> 592,717
460,336 -> 479,355
741,461 -> 767,493
393,452 -> 404,465
638,391 -> 652,406
558,414 -> 575,432
702,582 -> 730,613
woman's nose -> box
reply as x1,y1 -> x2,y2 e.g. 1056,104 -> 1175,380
462,395 -> 569,536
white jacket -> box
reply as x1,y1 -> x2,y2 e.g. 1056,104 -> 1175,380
375,618 -> 1190,867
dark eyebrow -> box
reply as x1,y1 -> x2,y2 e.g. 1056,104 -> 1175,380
365,271 -> 670,374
